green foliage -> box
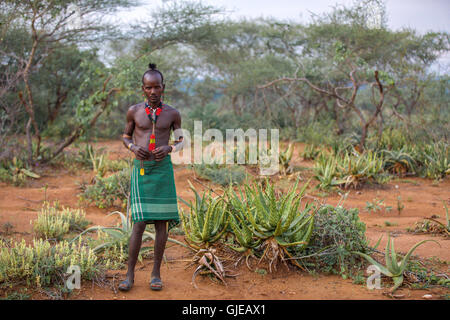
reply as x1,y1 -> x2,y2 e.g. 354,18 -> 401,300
179,181 -> 229,249
301,144 -> 321,160
0,237 -> 100,289
299,204 -> 369,279
0,157 -> 40,186
32,202 -> 90,241
225,178 -> 315,272
353,234 -> 439,292
193,163 -> 247,186
79,167 -> 130,209
72,211 -> 152,269
72,144 -> 130,177
382,149 -> 417,176
365,198 -> 391,213
313,154 -> 342,190
314,149 -> 389,190
414,141 -> 449,180
279,143 -> 294,175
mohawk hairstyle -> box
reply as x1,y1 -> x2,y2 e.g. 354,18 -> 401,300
142,63 -> 164,84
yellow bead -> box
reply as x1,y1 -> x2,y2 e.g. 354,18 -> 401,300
140,168 -> 145,176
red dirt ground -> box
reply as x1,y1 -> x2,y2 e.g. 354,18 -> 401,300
0,140 -> 449,300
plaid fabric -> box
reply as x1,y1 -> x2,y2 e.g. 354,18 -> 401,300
130,155 -> 179,230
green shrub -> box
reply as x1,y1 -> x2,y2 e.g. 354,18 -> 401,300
298,204 -> 369,279
32,202 -> 90,240
0,238 -> 100,289
193,163 -> 247,186
0,157 -> 40,186
301,144 -> 321,160
313,150 -> 389,190
414,141 -> 449,180
79,167 -> 130,209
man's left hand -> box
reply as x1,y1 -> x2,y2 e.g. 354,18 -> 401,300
152,145 -> 172,161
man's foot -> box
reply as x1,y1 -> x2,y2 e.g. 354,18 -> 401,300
118,279 -> 134,292
150,277 -> 163,291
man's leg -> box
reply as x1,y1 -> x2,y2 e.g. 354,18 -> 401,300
151,220 -> 168,283
122,221 -> 147,286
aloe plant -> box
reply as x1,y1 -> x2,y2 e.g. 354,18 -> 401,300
225,184 -> 263,269
382,149 -> 417,176
234,178 -> 315,272
301,144 -> 320,160
178,181 -> 232,287
279,143 -> 294,175
179,181 -> 229,250
313,154 -> 343,190
353,234 -> 439,292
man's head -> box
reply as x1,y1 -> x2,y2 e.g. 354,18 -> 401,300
142,63 -> 165,106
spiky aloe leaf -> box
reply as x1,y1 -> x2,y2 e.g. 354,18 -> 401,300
201,198 -> 217,241
230,216 -> 246,246
398,239 -> 440,272
20,168 -> 40,179
108,211 -> 130,233
70,226 -> 123,243
209,217 -> 229,244
352,251 -> 394,277
391,275 -> 404,293
389,236 -> 401,275
275,179 -> 302,236
102,228 -> 126,240
372,235 -> 383,250
210,203 -> 227,236
384,236 -> 398,275
275,238 -> 307,247
283,205 -> 313,237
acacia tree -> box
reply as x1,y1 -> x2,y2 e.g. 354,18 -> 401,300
258,0 -> 448,149
0,0 -> 137,164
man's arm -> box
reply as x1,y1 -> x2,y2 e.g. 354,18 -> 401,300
123,106 -> 150,159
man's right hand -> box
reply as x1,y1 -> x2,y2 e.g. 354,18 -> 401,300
131,145 -> 151,159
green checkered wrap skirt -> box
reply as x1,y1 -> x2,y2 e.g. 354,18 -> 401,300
130,155 -> 179,230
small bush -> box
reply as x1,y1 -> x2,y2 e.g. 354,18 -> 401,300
0,238 -> 100,289
32,202 -> 90,240
79,167 -> 130,209
298,204 -> 369,279
193,163 -> 247,186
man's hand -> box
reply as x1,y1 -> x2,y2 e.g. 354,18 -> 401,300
152,146 -> 172,161
131,145 -> 151,159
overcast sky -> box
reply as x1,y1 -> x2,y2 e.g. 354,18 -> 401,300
117,0 -> 449,33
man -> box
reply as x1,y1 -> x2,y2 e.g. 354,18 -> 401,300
119,63 -> 184,291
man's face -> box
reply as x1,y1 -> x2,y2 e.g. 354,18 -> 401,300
142,73 -> 164,106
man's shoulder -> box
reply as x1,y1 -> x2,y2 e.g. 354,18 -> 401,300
129,102 -> 145,111
127,102 -> 145,115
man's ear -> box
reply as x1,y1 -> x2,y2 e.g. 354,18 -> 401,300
162,83 -> 165,92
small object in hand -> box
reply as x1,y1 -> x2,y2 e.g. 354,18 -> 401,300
422,294 -> 432,299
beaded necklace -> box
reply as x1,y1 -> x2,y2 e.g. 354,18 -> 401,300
140,101 -> 163,175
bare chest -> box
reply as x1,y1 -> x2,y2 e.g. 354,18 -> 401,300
134,108 -> 173,132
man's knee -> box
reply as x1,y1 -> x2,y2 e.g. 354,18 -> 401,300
154,220 -> 168,233
133,221 -> 147,233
